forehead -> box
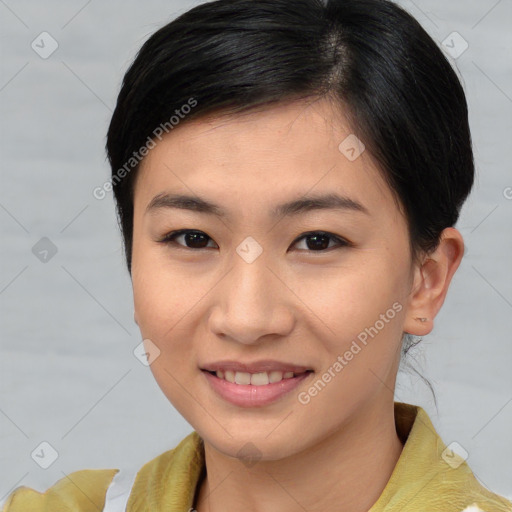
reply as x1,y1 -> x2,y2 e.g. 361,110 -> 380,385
133,98 -> 400,222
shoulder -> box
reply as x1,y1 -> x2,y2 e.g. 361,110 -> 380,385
1,468 -> 119,512
126,431 -> 204,511
1,432 -> 204,512
388,403 -> 512,511
435,464 -> 512,512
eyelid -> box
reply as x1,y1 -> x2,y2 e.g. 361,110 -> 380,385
158,229 -> 352,251
158,229 -> 218,249
291,230 -> 352,249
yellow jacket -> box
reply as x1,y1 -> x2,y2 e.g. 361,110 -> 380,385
3,402 -> 511,511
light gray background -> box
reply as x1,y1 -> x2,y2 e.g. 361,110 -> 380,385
1,0 -> 511,503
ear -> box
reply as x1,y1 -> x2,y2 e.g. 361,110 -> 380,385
403,227 -> 465,336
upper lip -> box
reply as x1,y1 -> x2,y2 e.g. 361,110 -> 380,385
201,360 -> 313,374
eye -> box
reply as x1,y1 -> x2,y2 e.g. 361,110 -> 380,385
291,231 -> 350,252
158,229 -> 350,252
158,229 -> 217,250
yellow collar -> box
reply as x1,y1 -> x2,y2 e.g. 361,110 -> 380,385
127,402 -> 511,511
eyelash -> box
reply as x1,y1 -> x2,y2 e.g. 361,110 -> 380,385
157,229 -> 351,253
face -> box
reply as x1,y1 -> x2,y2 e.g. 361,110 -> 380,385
131,97 -> 416,460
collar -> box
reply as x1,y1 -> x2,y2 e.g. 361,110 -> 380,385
127,402 -> 511,511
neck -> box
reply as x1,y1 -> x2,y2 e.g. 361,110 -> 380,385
194,397 -> 404,512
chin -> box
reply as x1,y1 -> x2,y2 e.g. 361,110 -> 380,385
195,421 -> 311,463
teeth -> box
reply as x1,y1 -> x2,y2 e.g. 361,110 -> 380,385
269,370 -> 284,383
234,371 -> 251,385
250,372 -> 269,386
213,369 -> 304,385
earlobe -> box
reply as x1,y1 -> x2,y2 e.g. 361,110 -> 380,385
403,227 -> 465,335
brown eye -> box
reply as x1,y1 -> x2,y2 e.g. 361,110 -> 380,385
159,229 -> 350,252
159,230 -> 217,249
292,231 -> 349,252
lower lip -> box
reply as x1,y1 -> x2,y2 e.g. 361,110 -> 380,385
202,370 -> 312,408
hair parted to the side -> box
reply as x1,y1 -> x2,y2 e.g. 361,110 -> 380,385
105,0 -> 475,405
106,0 -> 473,274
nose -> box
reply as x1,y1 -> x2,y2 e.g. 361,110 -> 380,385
208,257 -> 295,346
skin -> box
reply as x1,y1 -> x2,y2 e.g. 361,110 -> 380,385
131,97 -> 464,512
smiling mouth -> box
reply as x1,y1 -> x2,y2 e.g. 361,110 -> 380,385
203,369 -> 314,386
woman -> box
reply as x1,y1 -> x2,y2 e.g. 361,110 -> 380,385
3,0 -> 510,510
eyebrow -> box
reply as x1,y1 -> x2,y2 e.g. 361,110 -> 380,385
145,192 -> 370,218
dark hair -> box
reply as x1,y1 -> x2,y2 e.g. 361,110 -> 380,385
106,0 -> 474,273
105,0 -> 474,404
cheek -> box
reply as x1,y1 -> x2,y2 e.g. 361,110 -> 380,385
295,269 -> 406,413
131,252 -> 203,412
131,237 -> 193,334
131,247 -> 220,379
132,267 -> 191,340
292,261 -> 408,404
290,259 -> 407,343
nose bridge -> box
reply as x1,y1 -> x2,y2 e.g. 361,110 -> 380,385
209,247 -> 293,344
226,249 -> 276,320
